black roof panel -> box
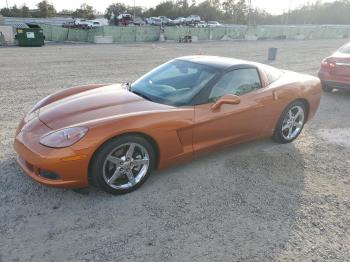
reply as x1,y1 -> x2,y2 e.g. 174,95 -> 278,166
176,55 -> 255,70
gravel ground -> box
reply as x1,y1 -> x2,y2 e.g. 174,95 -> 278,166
0,39 -> 349,261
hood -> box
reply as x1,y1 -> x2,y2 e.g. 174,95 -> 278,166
38,84 -> 172,129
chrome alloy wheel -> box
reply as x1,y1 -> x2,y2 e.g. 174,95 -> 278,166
281,105 -> 305,140
102,143 -> 150,190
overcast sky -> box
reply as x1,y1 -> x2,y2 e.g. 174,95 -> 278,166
2,0 -> 336,15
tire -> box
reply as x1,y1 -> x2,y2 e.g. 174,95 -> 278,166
90,135 -> 156,195
273,101 -> 307,144
322,83 -> 333,92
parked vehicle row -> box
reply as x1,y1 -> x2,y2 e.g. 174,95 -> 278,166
138,15 -> 223,27
62,19 -> 103,29
63,13 -> 223,28
185,15 -> 201,24
144,16 -> 223,27
145,17 -> 162,26
145,15 -> 201,26
173,17 -> 186,25
110,13 -> 223,27
145,15 -> 202,26
196,21 -> 223,28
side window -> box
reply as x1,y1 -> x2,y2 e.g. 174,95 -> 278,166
209,68 -> 261,101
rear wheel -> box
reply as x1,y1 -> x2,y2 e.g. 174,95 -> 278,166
322,83 -> 333,92
90,135 -> 155,195
273,101 -> 306,144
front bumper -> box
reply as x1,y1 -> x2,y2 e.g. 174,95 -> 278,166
14,118 -> 90,188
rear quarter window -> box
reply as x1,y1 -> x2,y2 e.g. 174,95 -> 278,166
209,68 -> 261,100
262,65 -> 283,85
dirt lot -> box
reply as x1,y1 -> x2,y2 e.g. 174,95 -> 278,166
0,39 -> 349,261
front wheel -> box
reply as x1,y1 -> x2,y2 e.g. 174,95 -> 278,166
273,101 -> 306,144
90,135 -> 156,195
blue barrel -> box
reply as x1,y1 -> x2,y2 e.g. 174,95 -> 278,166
268,47 -> 278,61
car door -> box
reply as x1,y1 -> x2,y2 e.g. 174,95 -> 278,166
193,67 -> 274,154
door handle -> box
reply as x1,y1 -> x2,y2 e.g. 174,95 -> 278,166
272,90 -> 279,100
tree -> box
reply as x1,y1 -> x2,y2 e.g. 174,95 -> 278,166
100,0 -> 350,25
0,4 -> 29,17
105,3 -> 127,20
20,5 -> 30,18
35,0 -> 56,18
150,1 -> 178,18
105,2 -> 144,20
234,0 -> 248,24
193,0 -> 222,21
2,5 -> 22,17
222,0 -> 235,21
174,0 -> 194,17
57,9 -> 74,17
72,3 -> 95,19
176,0 -> 189,9
128,6 -> 143,17
0,8 -> 12,17
269,0 -> 350,25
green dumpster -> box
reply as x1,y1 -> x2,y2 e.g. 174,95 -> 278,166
15,24 -> 45,47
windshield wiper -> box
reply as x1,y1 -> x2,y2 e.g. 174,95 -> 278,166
122,82 -> 132,91
131,90 -> 154,102
125,82 -> 154,102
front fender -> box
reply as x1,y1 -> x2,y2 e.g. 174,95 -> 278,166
71,108 -> 195,169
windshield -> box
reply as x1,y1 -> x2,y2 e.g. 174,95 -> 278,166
131,60 -> 218,106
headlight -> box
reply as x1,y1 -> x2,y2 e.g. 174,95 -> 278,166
40,127 -> 88,148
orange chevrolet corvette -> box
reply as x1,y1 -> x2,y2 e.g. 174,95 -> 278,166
14,56 -> 321,194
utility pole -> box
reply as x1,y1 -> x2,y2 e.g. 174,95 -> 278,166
134,0 -> 136,42
247,0 -> 252,26
133,0 -> 136,18
6,0 -> 9,9
285,0 -> 293,25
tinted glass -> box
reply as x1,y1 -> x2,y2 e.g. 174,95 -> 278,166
262,64 -> 283,84
132,60 -> 218,106
209,68 -> 261,101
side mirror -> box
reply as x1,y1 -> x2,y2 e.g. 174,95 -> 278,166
211,94 -> 241,111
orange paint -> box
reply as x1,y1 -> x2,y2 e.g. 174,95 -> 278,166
14,57 -> 321,189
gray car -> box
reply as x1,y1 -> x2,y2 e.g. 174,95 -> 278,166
146,17 -> 162,26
